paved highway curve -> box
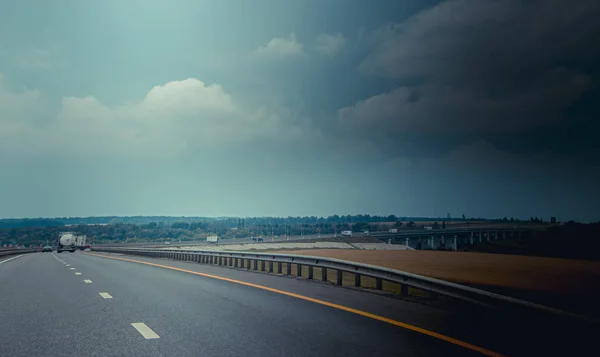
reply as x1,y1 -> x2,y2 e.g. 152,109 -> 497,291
0,252 -> 596,356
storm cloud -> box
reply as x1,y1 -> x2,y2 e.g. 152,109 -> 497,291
0,0 -> 599,221
347,0 -> 600,157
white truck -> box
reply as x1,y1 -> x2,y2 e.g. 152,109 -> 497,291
389,228 -> 398,233
207,235 -> 219,243
75,235 -> 87,250
341,230 -> 352,237
57,232 -> 77,253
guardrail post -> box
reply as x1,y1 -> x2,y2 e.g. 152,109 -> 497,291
276,262 -> 282,274
401,284 -> 408,296
354,273 -> 361,287
253,259 -> 258,270
336,270 -> 343,285
376,278 -> 382,290
234,258 -> 238,268
296,264 -> 302,277
308,266 -> 313,280
268,261 -> 274,273
260,260 -> 266,272
322,267 -> 328,282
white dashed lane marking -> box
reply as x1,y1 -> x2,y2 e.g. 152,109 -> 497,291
99,292 -> 113,299
131,323 -> 160,339
83,279 -> 93,284
75,272 -> 82,275
70,268 -> 75,270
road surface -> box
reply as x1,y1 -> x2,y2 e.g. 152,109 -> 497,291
0,252 -> 595,356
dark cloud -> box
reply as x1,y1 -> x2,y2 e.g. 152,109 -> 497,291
344,0 -> 600,158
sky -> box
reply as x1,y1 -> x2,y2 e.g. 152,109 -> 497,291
1,0 -> 599,222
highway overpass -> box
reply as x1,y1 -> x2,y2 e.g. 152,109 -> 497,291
95,226 -> 542,250
1,250 -> 595,356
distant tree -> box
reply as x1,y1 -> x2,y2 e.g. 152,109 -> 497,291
550,217 -> 557,224
462,214 -> 466,221
394,221 -> 403,228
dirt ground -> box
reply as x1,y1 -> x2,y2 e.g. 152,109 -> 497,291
275,249 -> 600,295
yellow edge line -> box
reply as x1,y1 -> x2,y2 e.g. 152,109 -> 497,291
85,252 -> 505,357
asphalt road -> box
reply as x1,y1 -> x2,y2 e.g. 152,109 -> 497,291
1,252 -> 597,357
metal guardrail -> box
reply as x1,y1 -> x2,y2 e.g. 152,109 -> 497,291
0,248 -> 40,257
92,247 -> 594,324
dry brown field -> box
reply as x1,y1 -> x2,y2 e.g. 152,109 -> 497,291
274,249 -> 600,296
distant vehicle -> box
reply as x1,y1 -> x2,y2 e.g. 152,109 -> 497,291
42,246 -> 53,253
164,241 -> 171,245
424,226 -> 433,230
75,235 -> 87,250
341,230 -> 352,237
363,230 -> 370,235
83,244 -> 92,250
389,229 -> 398,233
57,232 -> 77,253
251,237 -> 264,242
207,235 -> 219,243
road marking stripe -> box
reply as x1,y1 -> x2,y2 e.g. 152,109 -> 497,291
99,292 -> 113,299
131,322 -> 160,339
66,264 -> 70,267
83,279 -> 93,284
0,255 -> 24,265
85,253 -> 504,357
70,268 -> 75,270
75,272 -> 82,275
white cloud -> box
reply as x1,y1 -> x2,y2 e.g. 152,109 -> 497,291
315,33 -> 346,56
253,33 -> 304,58
0,76 -> 307,159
